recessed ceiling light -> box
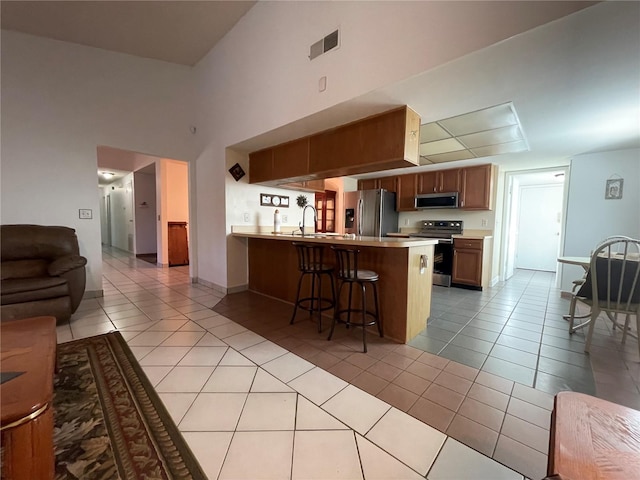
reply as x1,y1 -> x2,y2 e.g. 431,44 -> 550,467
420,138 -> 466,156
418,102 -> 529,165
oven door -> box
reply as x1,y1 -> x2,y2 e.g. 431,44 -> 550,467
433,240 -> 454,287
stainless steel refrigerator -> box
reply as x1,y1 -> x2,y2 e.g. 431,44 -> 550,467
344,189 -> 399,237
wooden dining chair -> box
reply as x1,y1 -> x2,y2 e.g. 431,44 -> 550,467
567,235 -> 634,333
577,238 -> 640,354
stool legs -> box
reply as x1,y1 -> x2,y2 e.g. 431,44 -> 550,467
291,271 -> 335,333
372,282 -> 382,338
329,279 -> 382,353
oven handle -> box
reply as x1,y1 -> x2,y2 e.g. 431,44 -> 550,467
438,239 -> 453,244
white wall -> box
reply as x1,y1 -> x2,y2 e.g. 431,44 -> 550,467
134,171 -> 157,255
560,148 -> 640,291
1,30 -> 196,293
193,1 -> 584,289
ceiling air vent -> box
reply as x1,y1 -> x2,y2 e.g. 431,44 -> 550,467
309,29 -> 339,60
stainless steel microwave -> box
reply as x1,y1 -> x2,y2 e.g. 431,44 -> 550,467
415,192 -> 458,209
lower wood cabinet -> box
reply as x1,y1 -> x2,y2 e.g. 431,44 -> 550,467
168,222 -> 189,266
452,238 -> 483,288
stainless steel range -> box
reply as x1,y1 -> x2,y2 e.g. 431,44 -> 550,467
410,220 -> 463,287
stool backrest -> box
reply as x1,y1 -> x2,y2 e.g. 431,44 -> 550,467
332,246 -> 359,280
292,242 -> 326,271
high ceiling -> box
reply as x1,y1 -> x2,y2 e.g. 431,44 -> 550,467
2,2 -> 638,178
0,1 -> 256,66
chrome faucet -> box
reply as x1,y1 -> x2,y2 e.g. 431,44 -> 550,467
300,204 -> 317,236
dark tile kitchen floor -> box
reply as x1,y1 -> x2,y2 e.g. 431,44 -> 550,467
411,269 -> 640,410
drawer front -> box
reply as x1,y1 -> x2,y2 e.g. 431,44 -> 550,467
453,238 -> 483,250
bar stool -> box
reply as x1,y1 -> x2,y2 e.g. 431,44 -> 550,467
290,242 -> 336,332
329,246 -> 382,353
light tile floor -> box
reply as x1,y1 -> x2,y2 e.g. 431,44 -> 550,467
58,247 -> 639,479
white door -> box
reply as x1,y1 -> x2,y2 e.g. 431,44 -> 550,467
516,184 -> 563,271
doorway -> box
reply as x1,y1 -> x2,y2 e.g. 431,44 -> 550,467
502,168 -> 567,279
315,190 -> 337,233
97,146 -> 191,268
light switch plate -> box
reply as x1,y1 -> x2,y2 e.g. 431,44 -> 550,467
79,209 -> 92,219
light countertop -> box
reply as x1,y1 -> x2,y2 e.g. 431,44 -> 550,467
231,231 -> 438,248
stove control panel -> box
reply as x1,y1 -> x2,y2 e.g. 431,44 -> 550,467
419,220 -> 463,232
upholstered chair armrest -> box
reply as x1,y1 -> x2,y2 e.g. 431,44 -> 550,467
48,255 -> 87,276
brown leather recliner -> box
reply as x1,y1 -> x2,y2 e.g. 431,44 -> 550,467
1,225 -> 87,323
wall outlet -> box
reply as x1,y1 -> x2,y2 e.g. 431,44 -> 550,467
481,218 -> 488,227
243,212 -> 250,222
404,218 -> 409,226
282,214 -> 288,223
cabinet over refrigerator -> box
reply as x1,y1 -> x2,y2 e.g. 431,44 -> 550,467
344,189 -> 398,237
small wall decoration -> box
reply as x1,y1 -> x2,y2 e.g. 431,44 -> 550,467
228,163 -> 246,181
296,194 -> 308,208
605,177 -> 624,200
260,194 -> 289,207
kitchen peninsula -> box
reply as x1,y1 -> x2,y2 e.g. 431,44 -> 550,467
232,231 -> 437,343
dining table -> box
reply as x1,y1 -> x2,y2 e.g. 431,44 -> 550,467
557,256 -> 591,327
557,256 -> 590,271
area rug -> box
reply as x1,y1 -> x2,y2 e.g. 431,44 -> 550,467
53,332 -> 206,479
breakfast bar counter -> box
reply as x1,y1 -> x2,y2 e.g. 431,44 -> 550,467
232,232 -> 437,343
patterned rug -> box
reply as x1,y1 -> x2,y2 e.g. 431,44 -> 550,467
53,332 -> 206,479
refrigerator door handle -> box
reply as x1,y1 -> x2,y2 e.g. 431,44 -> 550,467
358,198 -> 363,237
375,192 -> 383,237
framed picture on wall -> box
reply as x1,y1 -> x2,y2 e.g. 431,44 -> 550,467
605,178 -> 623,199
228,163 -> 245,181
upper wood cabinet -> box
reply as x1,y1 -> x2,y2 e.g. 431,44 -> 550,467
396,174 -> 418,211
418,169 -> 460,194
460,164 -> 493,210
248,148 -> 273,184
280,179 -> 325,193
357,176 -> 397,192
249,106 -> 420,185
357,178 -> 378,191
378,176 -> 398,193
272,137 -> 309,179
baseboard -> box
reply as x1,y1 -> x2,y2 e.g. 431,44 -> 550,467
84,290 -> 104,299
193,277 -> 248,295
194,277 -> 227,296
227,284 -> 249,294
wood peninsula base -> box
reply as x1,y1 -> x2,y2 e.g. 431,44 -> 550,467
241,234 -> 435,343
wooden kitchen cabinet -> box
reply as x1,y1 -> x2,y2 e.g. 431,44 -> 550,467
460,164 -> 493,210
168,222 -> 189,267
272,137 -> 309,179
378,176 -> 398,193
418,168 -> 460,194
396,174 -> 418,211
452,238 -> 483,288
248,148 -> 273,184
357,178 -> 378,190
251,106 -> 420,185
280,179 -> 325,192
357,176 -> 397,192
